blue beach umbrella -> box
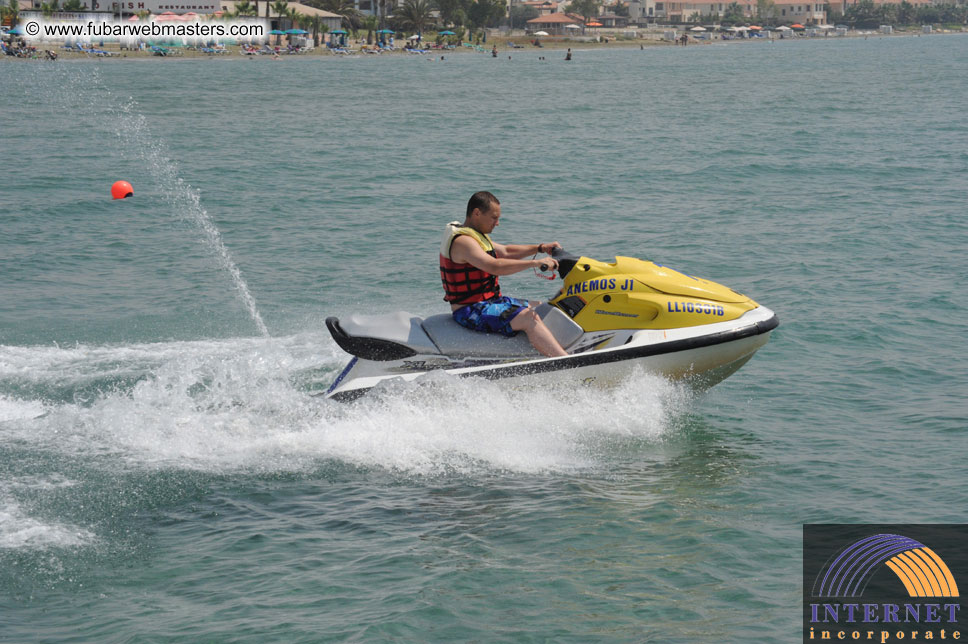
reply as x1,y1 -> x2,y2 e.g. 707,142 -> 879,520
376,29 -> 394,34
330,29 -> 347,34
286,29 -> 308,34
7,25 -> 25,35
439,30 -> 455,35
269,29 -> 285,34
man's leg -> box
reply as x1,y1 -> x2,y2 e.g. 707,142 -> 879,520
510,307 -> 568,357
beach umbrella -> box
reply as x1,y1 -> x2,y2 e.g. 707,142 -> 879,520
689,26 -> 706,31
439,30 -> 455,35
534,30 -> 549,36
587,21 -> 603,26
749,25 -> 762,30
286,29 -> 308,34
377,29 -> 394,34
791,23 -> 805,29
776,25 -> 792,30
564,24 -> 581,30
270,29 -> 286,34
7,25 -> 24,34
330,29 -> 347,34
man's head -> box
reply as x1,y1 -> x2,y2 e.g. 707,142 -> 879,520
465,191 -> 501,234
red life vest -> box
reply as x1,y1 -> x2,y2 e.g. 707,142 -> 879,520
439,222 -> 501,305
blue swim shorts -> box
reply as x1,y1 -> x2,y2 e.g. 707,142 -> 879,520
452,296 -> 530,338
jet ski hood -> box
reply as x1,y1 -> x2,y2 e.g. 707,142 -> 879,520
550,251 -> 759,331
579,256 -> 750,303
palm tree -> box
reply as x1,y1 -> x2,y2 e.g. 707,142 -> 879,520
362,13 -> 378,43
233,0 -> 258,16
312,0 -> 362,30
271,0 -> 289,28
434,0 -> 462,26
375,0 -> 388,28
1,0 -> 19,25
298,13 -> 328,46
396,0 -> 433,36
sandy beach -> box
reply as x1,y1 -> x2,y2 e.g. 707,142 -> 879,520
5,27 -> 964,60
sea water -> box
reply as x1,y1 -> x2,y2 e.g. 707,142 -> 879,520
1,35 -> 967,642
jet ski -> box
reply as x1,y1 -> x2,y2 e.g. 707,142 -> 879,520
324,249 -> 778,402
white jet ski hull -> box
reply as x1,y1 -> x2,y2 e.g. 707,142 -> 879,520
324,306 -> 777,402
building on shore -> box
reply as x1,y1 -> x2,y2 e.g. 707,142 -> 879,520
518,0 -> 561,17
25,0 -> 221,14
826,0 -> 933,18
772,0 -> 826,24
219,0 -> 340,31
526,11 -> 587,33
628,0 -> 834,25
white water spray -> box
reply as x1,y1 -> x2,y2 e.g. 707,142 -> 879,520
89,67 -> 269,337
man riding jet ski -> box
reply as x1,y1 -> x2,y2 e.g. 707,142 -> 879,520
324,194 -> 779,402
439,191 -> 566,357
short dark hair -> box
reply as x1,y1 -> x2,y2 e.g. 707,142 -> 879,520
466,191 -> 500,218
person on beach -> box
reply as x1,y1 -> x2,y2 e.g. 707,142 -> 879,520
440,192 -> 568,358
565,48 -> 572,60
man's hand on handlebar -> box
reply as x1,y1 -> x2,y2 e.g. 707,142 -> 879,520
535,258 -> 559,272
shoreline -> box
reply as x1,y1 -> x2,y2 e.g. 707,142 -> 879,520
3,27 -> 965,60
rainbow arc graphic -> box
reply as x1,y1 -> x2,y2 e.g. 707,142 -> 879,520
813,533 -> 960,598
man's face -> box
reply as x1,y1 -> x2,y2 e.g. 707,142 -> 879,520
471,203 -> 501,234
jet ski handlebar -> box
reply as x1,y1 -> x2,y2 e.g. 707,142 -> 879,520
547,247 -> 579,279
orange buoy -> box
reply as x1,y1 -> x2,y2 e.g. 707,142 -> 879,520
111,180 -> 134,200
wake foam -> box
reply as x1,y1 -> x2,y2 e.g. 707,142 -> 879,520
1,335 -> 692,476
0,495 -> 95,550
0,395 -> 46,423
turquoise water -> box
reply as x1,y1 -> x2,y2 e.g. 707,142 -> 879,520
2,35 -> 967,641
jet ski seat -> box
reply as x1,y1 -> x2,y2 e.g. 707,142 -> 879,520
421,304 -> 583,358
326,305 -> 584,361
326,311 -> 439,361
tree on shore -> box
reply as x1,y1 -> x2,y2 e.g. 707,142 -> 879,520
41,0 -> 60,18
467,0 -> 505,31
295,12 -> 328,45
842,1 -> 966,27
1,0 -> 19,24
756,0 -> 778,25
895,1 -> 916,24
434,0 -> 463,26
722,2 -> 745,24
395,0 -> 434,36
362,13 -> 378,43
230,0 -> 258,16
565,0 -> 602,32
310,0 -> 361,30
509,3 -> 539,27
